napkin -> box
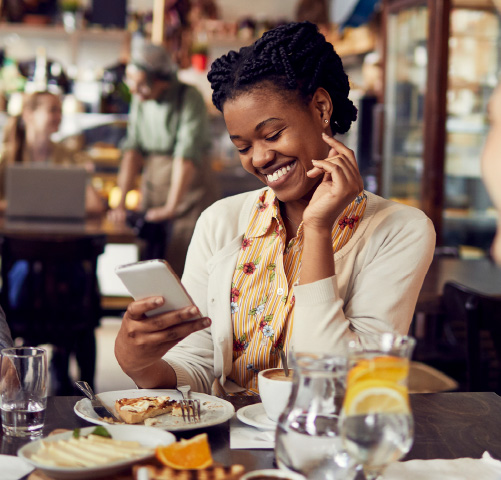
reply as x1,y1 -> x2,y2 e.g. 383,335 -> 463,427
383,452 -> 501,480
0,454 -> 34,480
229,415 -> 275,449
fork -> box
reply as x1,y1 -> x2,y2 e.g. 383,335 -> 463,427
177,385 -> 201,423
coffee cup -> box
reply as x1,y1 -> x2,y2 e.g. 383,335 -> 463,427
258,368 -> 294,422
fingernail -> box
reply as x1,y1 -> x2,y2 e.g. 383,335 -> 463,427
322,132 -> 329,137
154,297 -> 163,305
312,159 -> 319,163
189,306 -> 198,315
202,318 -> 211,327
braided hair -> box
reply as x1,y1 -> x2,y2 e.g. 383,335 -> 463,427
208,21 -> 357,135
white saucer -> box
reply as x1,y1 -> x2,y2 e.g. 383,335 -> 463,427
236,403 -> 277,430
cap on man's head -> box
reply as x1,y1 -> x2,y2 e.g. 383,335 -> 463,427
129,39 -> 177,79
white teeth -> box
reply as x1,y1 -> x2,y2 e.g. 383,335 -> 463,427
266,163 -> 294,183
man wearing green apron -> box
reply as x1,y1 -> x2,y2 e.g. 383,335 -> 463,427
110,40 -> 214,276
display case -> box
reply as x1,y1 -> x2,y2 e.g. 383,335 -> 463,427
382,0 -> 500,250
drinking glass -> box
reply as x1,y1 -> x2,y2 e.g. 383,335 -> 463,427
339,334 -> 416,479
1,347 -> 48,437
275,352 -> 357,480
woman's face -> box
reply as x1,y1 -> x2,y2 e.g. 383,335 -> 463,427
25,94 -> 62,136
223,84 -> 331,204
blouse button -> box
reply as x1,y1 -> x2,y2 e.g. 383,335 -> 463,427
277,288 -> 284,295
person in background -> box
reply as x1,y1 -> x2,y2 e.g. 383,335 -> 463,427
0,90 -> 104,393
481,81 -> 501,265
115,22 -> 435,395
0,90 -> 105,214
109,39 -> 214,277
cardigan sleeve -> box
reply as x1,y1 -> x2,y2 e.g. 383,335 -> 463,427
162,209 -> 217,393
291,210 -> 435,355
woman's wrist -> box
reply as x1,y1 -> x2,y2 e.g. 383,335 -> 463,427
125,359 -> 177,389
300,225 -> 335,284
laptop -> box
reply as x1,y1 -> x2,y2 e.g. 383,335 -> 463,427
5,164 -> 87,222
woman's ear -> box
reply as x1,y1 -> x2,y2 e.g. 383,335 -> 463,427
311,87 -> 333,127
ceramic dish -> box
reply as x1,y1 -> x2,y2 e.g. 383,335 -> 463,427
236,403 -> 277,430
18,424 -> 175,480
74,389 -> 235,432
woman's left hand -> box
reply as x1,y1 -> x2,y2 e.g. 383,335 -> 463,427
304,133 -> 363,230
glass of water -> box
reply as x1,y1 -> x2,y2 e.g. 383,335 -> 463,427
275,352 -> 357,480
339,334 -> 416,479
1,347 -> 48,437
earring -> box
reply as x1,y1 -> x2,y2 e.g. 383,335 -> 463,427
324,119 -> 329,124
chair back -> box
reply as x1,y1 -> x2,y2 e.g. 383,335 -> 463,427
442,281 -> 501,393
0,234 -> 106,343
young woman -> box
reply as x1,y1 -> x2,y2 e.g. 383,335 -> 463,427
115,22 -> 435,395
0,90 -> 105,214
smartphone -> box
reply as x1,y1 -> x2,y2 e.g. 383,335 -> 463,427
115,259 -> 200,318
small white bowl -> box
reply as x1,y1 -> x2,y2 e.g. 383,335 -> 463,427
18,424 -> 175,479
241,469 -> 306,480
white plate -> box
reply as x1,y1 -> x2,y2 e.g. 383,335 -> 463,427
74,389 -> 235,432
236,403 -> 277,430
18,424 -> 175,480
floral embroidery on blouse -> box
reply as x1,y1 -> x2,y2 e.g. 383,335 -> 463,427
256,193 -> 268,212
338,215 -> 360,230
241,238 -> 252,249
233,333 -> 249,352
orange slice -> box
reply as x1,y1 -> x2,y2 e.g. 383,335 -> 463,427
155,433 -> 213,470
343,378 -> 410,415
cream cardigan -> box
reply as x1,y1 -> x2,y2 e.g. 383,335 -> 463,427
164,189 -> 436,394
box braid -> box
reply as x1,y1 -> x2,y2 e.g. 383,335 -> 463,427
208,21 -> 357,135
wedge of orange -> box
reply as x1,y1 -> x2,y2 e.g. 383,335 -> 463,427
343,378 -> 410,415
155,433 -> 213,470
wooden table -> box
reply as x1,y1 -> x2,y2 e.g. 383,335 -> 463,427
2,392 -> 501,477
0,214 -> 138,245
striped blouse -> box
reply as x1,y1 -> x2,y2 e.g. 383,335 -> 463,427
216,189 -> 367,395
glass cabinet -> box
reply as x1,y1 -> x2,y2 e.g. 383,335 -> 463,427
382,0 -> 500,251
382,4 -> 428,208
444,7 -> 500,248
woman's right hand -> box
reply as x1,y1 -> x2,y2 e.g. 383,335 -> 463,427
114,296 -> 211,377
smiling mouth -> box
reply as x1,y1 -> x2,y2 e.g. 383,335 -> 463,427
266,161 -> 296,183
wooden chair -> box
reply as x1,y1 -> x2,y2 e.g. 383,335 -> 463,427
442,281 -> 501,393
0,234 -> 106,395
